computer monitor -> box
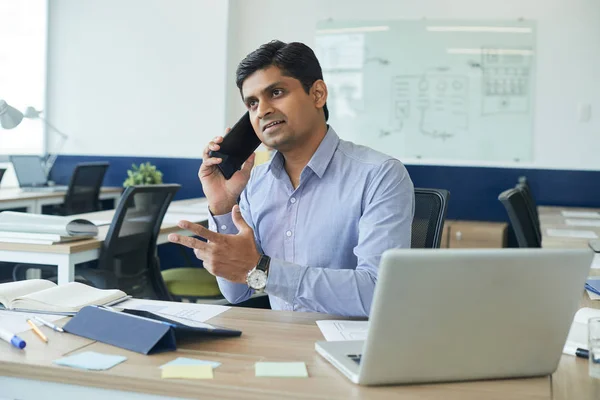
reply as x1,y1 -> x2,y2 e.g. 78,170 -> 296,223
9,155 -> 48,188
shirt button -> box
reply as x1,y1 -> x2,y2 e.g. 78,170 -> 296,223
290,197 -> 296,204
220,225 -> 227,230
285,230 -> 292,237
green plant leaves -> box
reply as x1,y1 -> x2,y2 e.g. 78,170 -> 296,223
123,162 -> 164,187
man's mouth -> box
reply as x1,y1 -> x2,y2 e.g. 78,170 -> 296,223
263,120 -> 285,132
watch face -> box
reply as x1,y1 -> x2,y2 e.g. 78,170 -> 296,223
247,269 -> 267,290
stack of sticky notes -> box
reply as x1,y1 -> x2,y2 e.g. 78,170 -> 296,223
160,357 -> 221,379
255,362 -> 308,378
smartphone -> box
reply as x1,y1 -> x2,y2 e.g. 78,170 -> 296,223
208,112 -> 261,179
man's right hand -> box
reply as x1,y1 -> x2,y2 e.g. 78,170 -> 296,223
200,129 -> 256,215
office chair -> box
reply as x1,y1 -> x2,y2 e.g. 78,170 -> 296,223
0,168 -> 5,185
161,228 -> 225,303
52,162 -> 110,215
498,187 -> 541,248
13,185 -> 180,300
411,188 -> 451,248
516,177 -> 541,242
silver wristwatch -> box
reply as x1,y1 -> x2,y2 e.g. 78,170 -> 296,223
246,254 -> 271,291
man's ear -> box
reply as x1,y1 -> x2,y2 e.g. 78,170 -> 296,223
311,80 -> 328,109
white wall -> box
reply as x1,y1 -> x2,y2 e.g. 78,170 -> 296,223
46,0 -> 229,158
226,0 -> 600,170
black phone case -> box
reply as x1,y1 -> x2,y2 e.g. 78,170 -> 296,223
209,112 -> 261,179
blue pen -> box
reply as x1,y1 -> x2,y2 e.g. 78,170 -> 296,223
0,326 -> 26,349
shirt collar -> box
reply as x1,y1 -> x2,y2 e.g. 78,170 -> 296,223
268,126 -> 340,179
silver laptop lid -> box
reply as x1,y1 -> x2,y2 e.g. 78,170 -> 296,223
9,155 -> 48,187
358,248 -> 593,385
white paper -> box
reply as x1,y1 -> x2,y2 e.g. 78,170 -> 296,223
316,320 -> 368,341
561,211 -> 600,219
0,310 -> 64,334
117,299 -> 229,323
90,220 -> 112,227
587,290 -> 600,300
565,219 -> 600,227
592,254 -> 600,270
546,229 -> 598,239
563,308 -> 600,354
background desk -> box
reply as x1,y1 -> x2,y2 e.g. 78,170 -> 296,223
0,198 -> 208,285
539,205 -> 600,399
0,306 -> 552,400
0,187 -> 123,213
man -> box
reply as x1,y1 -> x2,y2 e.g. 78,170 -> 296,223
168,40 -> 414,317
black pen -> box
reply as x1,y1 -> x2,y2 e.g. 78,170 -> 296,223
575,348 -> 589,359
564,346 -> 589,359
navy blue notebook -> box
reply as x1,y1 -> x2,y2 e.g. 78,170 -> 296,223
64,305 -> 241,354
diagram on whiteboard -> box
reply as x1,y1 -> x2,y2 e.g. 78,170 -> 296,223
390,75 -> 468,140
316,19 -> 536,162
481,47 -> 533,115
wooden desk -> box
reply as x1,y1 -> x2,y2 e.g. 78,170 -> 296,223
539,205 -> 600,399
0,307 -> 552,400
0,187 -> 123,213
0,198 -> 208,285
539,206 -> 600,250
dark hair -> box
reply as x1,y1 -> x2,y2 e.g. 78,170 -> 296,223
236,40 -> 329,121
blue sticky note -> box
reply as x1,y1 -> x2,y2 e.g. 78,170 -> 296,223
159,357 -> 221,369
54,351 -> 127,371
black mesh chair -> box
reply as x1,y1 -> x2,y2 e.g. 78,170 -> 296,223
411,188 -> 451,249
498,187 -> 541,248
516,177 -> 541,242
14,184 -> 180,300
78,184 -> 180,299
55,162 -> 110,215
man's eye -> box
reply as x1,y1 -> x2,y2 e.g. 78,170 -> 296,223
272,89 -> 283,97
248,101 -> 258,109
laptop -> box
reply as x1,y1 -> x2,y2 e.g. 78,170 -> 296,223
315,248 -> 593,386
9,155 -> 68,192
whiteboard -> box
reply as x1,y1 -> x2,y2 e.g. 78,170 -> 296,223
315,19 -> 536,162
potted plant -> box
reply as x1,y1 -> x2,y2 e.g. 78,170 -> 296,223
123,162 -> 164,210
123,162 -> 163,187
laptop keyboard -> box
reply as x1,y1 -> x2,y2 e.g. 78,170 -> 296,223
347,354 -> 362,365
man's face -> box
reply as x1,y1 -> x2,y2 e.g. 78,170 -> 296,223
241,65 -> 325,152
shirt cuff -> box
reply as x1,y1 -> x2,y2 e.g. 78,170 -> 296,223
207,209 -> 235,234
265,258 -> 306,305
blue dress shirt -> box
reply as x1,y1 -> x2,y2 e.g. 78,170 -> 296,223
208,126 -> 414,317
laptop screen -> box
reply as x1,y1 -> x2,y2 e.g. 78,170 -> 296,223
10,155 -> 48,187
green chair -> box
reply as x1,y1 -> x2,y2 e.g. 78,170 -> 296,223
161,234 -> 225,302
161,266 -> 223,300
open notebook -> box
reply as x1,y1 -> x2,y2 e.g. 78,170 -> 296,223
0,279 -> 128,315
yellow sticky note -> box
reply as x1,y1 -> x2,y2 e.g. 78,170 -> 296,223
255,362 -> 308,378
161,365 -> 214,379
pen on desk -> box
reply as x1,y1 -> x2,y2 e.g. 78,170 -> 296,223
0,326 -> 26,349
26,319 -> 48,343
564,346 -> 589,359
33,316 -> 64,333
575,348 -> 589,359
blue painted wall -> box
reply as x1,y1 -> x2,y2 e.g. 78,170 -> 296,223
51,154 -> 600,251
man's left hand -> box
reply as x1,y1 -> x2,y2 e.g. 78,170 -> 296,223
167,205 -> 260,284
